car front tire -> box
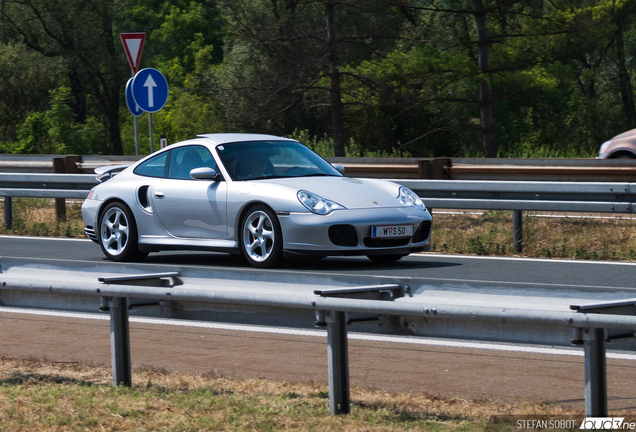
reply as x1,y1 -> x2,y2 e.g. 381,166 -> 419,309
240,205 -> 284,268
99,202 -> 147,262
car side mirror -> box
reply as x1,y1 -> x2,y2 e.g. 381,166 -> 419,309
332,163 -> 345,174
190,167 -> 220,180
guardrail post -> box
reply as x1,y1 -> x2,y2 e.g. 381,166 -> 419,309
52,158 -> 67,222
110,297 -> 132,386
418,158 -> 451,179
52,156 -> 81,223
583,328 -> 607,416
3,197 -> 12,229
326,310 -> 350,415
513,210 -> 523,253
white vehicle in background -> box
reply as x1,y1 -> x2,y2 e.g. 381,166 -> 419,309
598,129 -> 636,159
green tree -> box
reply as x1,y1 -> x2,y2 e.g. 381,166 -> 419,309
4,86 -> 106,154
0,0 -> 133,154
0,42 -> 62,144
214,0 -> 407,156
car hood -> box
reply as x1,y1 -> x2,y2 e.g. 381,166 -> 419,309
262,176 -> 403,210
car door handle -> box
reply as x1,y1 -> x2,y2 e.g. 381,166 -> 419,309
154,191 -> 165,199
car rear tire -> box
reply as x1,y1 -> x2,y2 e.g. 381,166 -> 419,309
240,205 -> 284,268
99,202 -> 147,262
366,254 -> 407,263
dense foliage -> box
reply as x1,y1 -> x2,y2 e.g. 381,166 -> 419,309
1,0 -> 634,157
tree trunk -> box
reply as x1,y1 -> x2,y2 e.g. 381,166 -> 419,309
325,0 -> 345,157
473,0 -> 496,158
68,68 -> 86,123
101,4 -> 124,155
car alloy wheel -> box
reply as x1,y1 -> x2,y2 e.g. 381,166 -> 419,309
241,205 -> 283,267
99,202 -> 147,262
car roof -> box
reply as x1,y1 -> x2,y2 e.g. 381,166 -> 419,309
196,133 -> 294,145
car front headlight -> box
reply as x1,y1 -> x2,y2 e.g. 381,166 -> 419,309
600,140 -> 612,154
297,191 -> 345,215
398,187 -> 426,211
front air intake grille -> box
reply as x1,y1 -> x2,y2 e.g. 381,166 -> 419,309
363,237 -> 410,248
412,220 -> 432,243
329,224 -> 358,247
85,225 -> 97,241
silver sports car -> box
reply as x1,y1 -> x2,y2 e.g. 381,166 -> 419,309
81,133 -> 433,267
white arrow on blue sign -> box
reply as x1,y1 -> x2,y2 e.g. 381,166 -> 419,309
125,78 -> 143,117
131,68 -> 169,113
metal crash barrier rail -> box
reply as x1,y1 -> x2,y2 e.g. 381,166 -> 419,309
397,179 -> 636,252
0,257 -> 635,416
3,154 -> 636,182
2,173 -> 636,252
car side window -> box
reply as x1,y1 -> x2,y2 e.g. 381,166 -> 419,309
133,152 -> 169,178
168,145 -> 217,180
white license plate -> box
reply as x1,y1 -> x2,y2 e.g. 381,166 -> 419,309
371,224 -> 413,238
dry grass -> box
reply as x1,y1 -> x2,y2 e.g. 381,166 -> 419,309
431,210 -> 636,261
0,357 -> 587,431
0,198 -> 84,237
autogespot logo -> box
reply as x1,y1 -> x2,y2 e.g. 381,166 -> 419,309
580,418 -> 636,430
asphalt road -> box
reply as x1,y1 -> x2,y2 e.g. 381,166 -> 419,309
1,235 -> 635,412
1,234 -> 636,289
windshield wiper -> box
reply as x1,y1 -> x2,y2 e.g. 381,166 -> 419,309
246,173 -> 339,180
247,175 -> 288,181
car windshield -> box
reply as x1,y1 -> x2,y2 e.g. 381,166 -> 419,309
216,140 -> 343,181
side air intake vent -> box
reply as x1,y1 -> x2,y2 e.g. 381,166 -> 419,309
138,185 -> 152,212
329,225 -> 358,247
413,220 -> 432,243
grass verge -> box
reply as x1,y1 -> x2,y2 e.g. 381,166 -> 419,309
0,357 -> 586,432
0,198 -> 84,237
431,210 -> 636,261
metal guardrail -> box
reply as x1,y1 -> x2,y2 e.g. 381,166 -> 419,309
4,154 -> 636,181
442,158 -> 636,182
1,174 -> 634,211
396,179 -> 636,252
0,257 -> 634,416
0,173 -> 97,228
0,155 -> 141,174
0,173 -> 97,198
1,174 -> 635,251
397,179 -> 636,213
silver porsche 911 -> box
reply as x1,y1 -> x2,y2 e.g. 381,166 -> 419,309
81,133 -> 433,267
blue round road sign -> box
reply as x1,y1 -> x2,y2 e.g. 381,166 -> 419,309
131,68 -> 169,113
125,78 -> 143,117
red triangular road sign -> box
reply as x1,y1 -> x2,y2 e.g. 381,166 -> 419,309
120,33 -> 146,75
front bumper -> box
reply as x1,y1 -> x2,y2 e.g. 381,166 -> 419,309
279,206 -> 432,257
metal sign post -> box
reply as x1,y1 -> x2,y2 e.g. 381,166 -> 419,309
134,118 -> 139,156
149,113 -> 154,153
131,68 -> 169,154
125,78 -> 143,155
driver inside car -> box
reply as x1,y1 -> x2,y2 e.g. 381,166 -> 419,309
235,148 -> 277,179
